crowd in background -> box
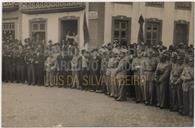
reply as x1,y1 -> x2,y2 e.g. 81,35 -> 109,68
2,34 -> 194,118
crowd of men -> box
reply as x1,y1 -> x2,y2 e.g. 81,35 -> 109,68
2,36 -> 194,118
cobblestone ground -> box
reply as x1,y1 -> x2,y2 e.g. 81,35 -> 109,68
2,83 -> 193,127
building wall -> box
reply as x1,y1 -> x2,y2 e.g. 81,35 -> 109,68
3,10 -> 21,40
21,11 -> 85,48
104,2 -> 194,47
88,2 -> 105,49
3,2 -> 194,48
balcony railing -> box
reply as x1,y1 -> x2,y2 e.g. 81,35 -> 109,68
175,2 -> 191,10
145,2 -> 164,8
3,2 -> 19,11
20,2 -> 86,14
20,2 -> 85,9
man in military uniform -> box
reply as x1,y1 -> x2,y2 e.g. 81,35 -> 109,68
155,52 -> 171,108
100,50 -> 109,94
61,42 -> 72,88
90,49 -> 102,92
16,43 -> 25,83
34,45 -> 45,85
44,54 -> 57,87
115,50 -> 130,101
109,50 -> 120,98
180,54 -> 194,116
25,46 -> 35,85
132,49 -> 143,103
169,52 -> 184,111
142,48 -> 159,105
71,48 -> 81,89
106,51 -> 114,96
2,43 -> 8,82
10,45 -> 17,83
79,49 -> 89,90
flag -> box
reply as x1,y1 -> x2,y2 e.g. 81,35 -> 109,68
137,15 -> 144,44
83,12 -> 89,45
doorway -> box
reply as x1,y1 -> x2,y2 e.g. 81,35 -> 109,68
60,20 -> 78,41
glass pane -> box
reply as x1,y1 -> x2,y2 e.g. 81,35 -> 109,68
146,32 -> 151,39
40,23 -> 45,30
153,26 -> 158,30
152,32 -> 157,39
121,22 -> 127,29
32,23 -> 38,30
147,24 -> 151,30
114,31 -> 119,38
114,20 -> 119,29
121,31 -> 127,38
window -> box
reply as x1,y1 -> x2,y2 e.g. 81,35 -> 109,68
145,2 -> 164,7
175,2 -> 191,10
113,19 -> 129,45
31,21 -> 46,42
173,21 -> 189,45
145,20 -> 162,45
2,22 -> 15,41
113,2 -> 133,5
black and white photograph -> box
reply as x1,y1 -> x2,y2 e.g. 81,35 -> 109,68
1,1 -> 194,127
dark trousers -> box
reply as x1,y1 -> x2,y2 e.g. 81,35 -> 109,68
177,84 -> 183,113
95,73 -> 102,91
101,72 -> 107,93
2,60 -> 5,82
16,64 -> 25,83
27,64 -> 35,85
159,82 -> 168,108
135,85 -> 142,102
170,85 -> 177,111
4,61 -> 9,82
80,68 -> 88,90
189,87 -> 194,117
148,81 -> 155,104
183,91 -> 189,115
35,63 -> 44,85
64,71 -> 72,87
117,77 -> 127,100
156,85 -> 160,106
8,64 -> 16,82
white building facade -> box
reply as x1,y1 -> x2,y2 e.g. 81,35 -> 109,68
3,2 -> 194,49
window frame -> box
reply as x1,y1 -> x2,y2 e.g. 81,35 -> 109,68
2,22 -> 15,40
113,2 -> 133,5
112,16 -> 131,46
29,18 -> 47,43
175,2 -> 191,10
145,18 -> 162,45
145,2 -> 164,8
173,20 -> 189,45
